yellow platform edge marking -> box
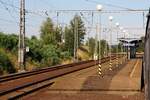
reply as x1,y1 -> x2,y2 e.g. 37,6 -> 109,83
130,59 -> 140,78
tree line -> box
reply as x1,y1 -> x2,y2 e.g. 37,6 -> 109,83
0,15 -> 88,74
0,14 -> 144,74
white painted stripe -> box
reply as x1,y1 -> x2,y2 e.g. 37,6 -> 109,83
98,68 -> 102,71
99,72 -> 102,75
130,59 -> 139,78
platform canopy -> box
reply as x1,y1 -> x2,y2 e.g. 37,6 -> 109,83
119,38 -> 142,47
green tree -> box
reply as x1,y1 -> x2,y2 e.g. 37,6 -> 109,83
86,38 -> 109,58
0,32 -> 18,52
64,15 -> 86,55
64,26 -> 74,54
100,40 -> 108,57
118,43 -> 123,52
27,37 -> 43,62
40,17 -> 61,45
137,36 -> 144,52
86,37 -> 95,58
55,26 -> 62,44
40,44 -> 61,67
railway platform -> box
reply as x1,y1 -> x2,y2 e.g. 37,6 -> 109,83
23,58 -> 144,100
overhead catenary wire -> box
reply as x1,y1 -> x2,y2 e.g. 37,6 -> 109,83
0,0 -> 18,25
0,0 -> 19,10
0,0 -> 148,20
0,0 -> 146,40
0,0 -> 46,18
85,0 -> 136,11
0,0 -> 148,19
38,0 -> 56,9
0,1 -> 42,30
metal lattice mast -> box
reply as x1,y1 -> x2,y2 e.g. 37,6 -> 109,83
18,0 -> 25,71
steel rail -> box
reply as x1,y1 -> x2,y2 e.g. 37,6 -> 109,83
0,56 -> 119,99
0,56 -> 116,83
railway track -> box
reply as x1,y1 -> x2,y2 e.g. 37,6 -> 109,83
0,60 -> 93,83
0,56 -> 119,100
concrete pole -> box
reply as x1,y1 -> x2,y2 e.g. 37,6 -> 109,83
18,0 -> 25,72
96,4 -> 103,76
109,16 -> 113,71
115,22 -> 119,67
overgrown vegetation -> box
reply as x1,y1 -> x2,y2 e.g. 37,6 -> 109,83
0,15 -> 87,74
0,49 -> 16,74
1,15 -> 143,75
136,37 -> 144,52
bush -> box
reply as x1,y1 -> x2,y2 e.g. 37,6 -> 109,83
0,33 -> 18,52
27,38 -> 43,62
40,44 -> 61,67
0,49 -> 16,74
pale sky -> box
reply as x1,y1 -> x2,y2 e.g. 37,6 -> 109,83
0,0 -> 149,44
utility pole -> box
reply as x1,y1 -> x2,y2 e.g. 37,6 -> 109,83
74,16 -> 78,62
18,0 -> 25,71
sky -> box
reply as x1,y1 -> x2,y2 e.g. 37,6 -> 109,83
0,0 -> 149,44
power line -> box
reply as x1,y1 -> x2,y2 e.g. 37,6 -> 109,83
0,17 -> 36,29
0,0 -> 47,18
39,0 -> 56,9
0,0 -> 148,18
0,0 -> 19,9
0,0 -> 18,25
85,0 -> 135,11
48,9 -> 148,13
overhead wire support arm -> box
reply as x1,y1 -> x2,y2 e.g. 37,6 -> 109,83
45,9 -> 149,14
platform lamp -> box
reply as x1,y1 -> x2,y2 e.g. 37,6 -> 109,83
115,22 -> 120,67
108,16 -> 114,71
96,4 -> 103,75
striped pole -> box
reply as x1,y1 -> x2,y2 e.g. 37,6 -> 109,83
96,4 -> 103,76
109,16 -> 113,71
98,64 -> 102,75
115,22 -> 120,67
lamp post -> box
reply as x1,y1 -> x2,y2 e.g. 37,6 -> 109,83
109,16 -> 113,71
94,24 -> 98,62
123,30 -> 127,61
126,32 -> 130,60
103,28 -> 109,57
115,22 -> 119,67
96,4 -> 103,75
119,26 -> 123,64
